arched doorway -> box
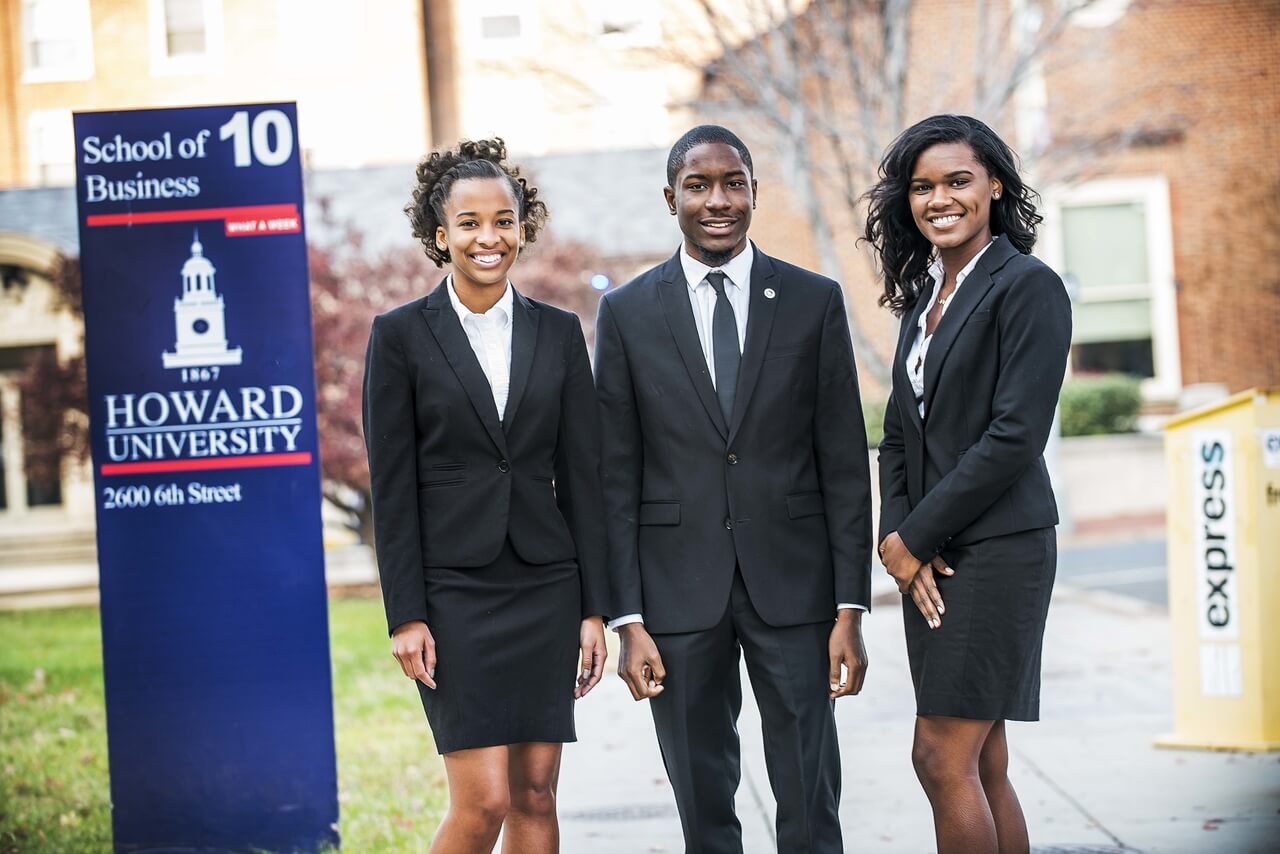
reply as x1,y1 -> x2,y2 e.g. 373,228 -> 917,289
0,232 -> 95,569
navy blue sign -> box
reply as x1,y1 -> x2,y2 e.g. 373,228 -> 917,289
73,103 -> 339,852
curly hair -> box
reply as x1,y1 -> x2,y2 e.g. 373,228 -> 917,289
862,115 -> 1042,315
405,138 -> 548,267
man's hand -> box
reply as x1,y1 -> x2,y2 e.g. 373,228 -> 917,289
879,531 -> 927,593
828,610 -> 868,699
617,622 -> 666,701
391,620 -> 436,689
575,616 -> 607,699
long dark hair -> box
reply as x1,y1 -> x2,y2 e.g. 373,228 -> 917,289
405,138 -> 548,267
862,115 -> 1042,315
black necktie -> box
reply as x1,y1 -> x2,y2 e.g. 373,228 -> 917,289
706,271 -> 740,422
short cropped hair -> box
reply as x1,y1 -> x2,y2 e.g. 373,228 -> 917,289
666,125 -> 754,186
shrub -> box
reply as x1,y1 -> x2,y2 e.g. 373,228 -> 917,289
1059,373 -> 1142,436
863,397 -> 886,449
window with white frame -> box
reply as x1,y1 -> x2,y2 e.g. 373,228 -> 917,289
27,110 -> 75,186
1043,176 -> 1181,400
165,0 -> 207,56
1064,0 -> 1131,29
150,0 -> 223,74
480,14 -> 522,39
465,2 -> 537,55
20,0 -> 94,82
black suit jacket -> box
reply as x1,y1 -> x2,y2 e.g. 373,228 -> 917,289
594,245 -> 873,634
878,236 -> 1072,561
363,280 -> 608,635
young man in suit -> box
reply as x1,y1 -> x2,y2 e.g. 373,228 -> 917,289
594,125 -> 874,853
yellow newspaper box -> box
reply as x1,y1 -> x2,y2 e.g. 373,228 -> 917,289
1158,387 -> 1280,751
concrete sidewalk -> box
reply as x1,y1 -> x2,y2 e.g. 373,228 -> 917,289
556,574 -> 1280,853
3,542 -> 1275,851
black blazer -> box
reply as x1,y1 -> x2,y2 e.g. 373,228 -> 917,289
594,245 -> 873,634
362,280 -> 608,635
878,236 -> 1072,561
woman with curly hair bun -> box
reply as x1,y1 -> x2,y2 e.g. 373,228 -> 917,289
363,138 -> 608,852
863,115 -> 1072,854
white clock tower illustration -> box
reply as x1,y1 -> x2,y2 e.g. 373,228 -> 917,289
162,231 -> 243,369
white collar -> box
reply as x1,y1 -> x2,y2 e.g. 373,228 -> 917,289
680,240 -> 755,294
920,237 -> 996,329
447,275 -> 513,326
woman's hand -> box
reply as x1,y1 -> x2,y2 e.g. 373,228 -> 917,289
575,616 -> 607,699
391,620 -> 437,689
879,531 -> 927,593
907,555 -> 955,629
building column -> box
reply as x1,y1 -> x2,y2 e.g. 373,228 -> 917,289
0,374 -> 29,516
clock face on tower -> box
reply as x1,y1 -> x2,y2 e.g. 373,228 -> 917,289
162,231 -> 243,370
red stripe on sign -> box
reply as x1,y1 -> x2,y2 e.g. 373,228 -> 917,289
101,452 -> 312,476
86,204 -> 299,227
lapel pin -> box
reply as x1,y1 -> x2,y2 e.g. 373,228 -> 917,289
764,288 -> 776,299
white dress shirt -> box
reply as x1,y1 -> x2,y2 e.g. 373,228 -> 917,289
680,242 -> 752,388
609,244 -> 863,631
907,239 -> 995,418
447,276 -> 513,419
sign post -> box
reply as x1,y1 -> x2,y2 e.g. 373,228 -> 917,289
73,103 -> 340,850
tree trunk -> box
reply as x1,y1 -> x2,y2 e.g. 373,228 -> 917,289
794,153 -> 892,387
358,505 -> 375,554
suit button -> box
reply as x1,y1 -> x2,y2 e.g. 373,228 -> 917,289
727,452 -> 738,465
724,518 -> 734,530
497,459 -> 510,473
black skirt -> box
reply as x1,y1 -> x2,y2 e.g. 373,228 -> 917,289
417,539 -> 582,754
904,527 -> 1056,721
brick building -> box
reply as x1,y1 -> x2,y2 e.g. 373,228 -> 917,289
0,0 -> 440,185
696,0 -> 1278,402
1038,0 -> 1280,398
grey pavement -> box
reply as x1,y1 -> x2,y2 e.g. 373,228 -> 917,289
557,570 -> 1280,853
6,536 -> 1277,853
5,432 -> 1277,851
1056,537 -> 1167,606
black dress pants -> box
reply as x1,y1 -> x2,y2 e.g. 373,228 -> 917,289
649,571 -> 843,853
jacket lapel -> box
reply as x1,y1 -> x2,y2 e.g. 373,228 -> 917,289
921,237 -> 1017,418
656,252 -> 728,439
896,281 -> 931,435
420,280 -> 508,455
502,287 -> 539,433
727,245 -> 779,444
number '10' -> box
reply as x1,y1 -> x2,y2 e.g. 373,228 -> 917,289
218,109 -> 294,167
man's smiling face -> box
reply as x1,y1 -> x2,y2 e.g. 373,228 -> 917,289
665,142 -> 756,267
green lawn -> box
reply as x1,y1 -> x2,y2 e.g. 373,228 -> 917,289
0,594 -> 447,853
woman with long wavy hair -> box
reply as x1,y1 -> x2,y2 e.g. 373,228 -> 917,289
863,114 -> 1072,854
